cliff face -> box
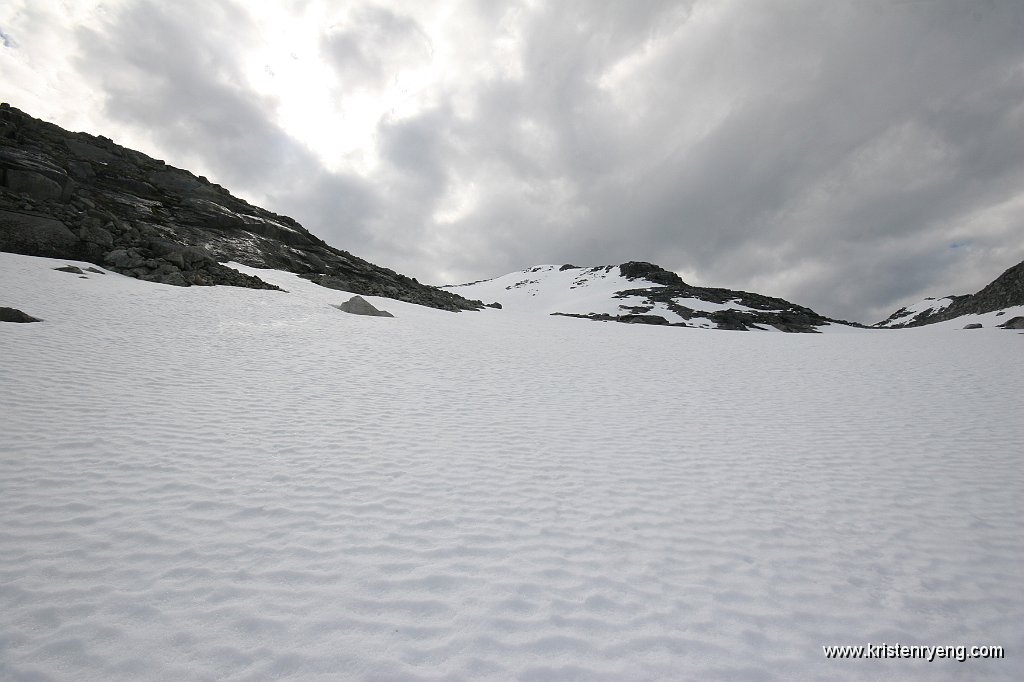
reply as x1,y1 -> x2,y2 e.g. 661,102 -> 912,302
0,103 -> 483,311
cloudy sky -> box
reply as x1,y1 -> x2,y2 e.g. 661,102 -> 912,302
2,0 -> 1023,322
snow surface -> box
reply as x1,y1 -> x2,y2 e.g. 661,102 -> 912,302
2,252 -> 1023,681
445,265 -> 639,315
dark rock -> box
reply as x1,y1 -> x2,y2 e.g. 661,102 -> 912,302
64,138 -> 121,165
80,224 -> 114,249
0,209 -> 83,259
67,160 -> 96,181
156,271 -> 189,286
334,295 -> 395,317
0,306 -> 41,323
104,248 -> 144,269
619,261 -> 686,287
559,264 -> 578,271
485,301 -> 503,309
0,147 -> 75,202
997,316 -> 1024,329
85,266 -> 105,274
5,169 -> 64,201
54,265 -> 84,274
147,169 -> 206,195
963,323 -> 983,329
620,313 -> 670,325
162,250 -> 186,269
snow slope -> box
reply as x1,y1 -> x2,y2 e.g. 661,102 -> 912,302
444,264 -> 818,330
2,252 -> 1022,681
875,297 -> 957,327
445,264 -> 656,315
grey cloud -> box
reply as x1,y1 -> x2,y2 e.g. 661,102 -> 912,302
72,0 -> 383,256
322,6 -> 431,88
268,171 -> 381,249
51,0 -> 1024,322
417,0 -> 1024,322
75,1 -> 310,191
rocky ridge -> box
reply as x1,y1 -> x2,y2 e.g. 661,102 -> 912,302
875,259 -> 1024,328
447,261 -> 859,332
567,262 -> 856,332
0,103 -> 483,311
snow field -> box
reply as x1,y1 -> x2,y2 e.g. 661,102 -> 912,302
1,253 -> 1022,681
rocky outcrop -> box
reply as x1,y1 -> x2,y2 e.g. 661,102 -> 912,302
0,103 -> 484,311
613,262 -> 854,332
0,306 -> 41,323
334,295 -> 395,317
619,261 -> 685,287
875,259 -> 1024,328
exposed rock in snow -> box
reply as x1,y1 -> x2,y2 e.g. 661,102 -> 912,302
0,305 -> 41,322
334,295 -> 395,318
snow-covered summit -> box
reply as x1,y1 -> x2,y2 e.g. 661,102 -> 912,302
446,261 -> 857,332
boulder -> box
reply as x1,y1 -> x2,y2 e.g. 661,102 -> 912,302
66,160 -> 96,181
963,323 -> 983,329
0,148 -> 75,201
997,316 -> 1024,329
0,209 -> 81,258
103,248 -> 145,269
5,169 -> 64,201
80,224 -> 114,249
334,295 -> 395,317
54,265 -> 84,274
0,306 -> 41,323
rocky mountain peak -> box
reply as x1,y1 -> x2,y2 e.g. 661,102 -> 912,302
446,262 -> 860,332
0,103 -> 483,311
